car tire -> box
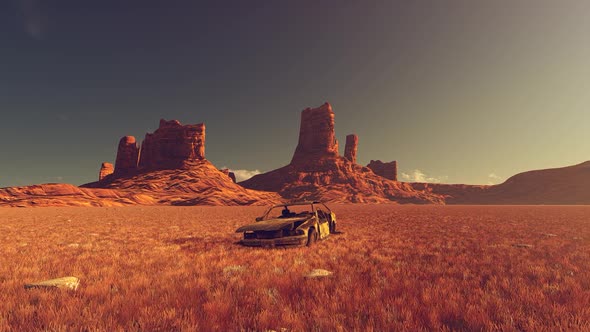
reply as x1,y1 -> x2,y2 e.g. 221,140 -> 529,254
329,220 -> 336,233
307,228 -> 318,246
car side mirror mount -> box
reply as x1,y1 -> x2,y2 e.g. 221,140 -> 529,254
255,217 -> 263,222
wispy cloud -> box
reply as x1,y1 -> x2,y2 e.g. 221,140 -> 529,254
487,173 -> 502,185
401,170 -> 448,183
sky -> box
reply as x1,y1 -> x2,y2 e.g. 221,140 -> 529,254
1,0 -> 590,187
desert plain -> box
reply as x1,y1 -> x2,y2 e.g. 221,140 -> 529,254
1,204 -> 589,331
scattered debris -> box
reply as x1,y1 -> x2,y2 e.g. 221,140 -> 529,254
25,276 -> 80,290
544,233 -> 557,237
305,269 -> 333,278
512,244 -> 533,248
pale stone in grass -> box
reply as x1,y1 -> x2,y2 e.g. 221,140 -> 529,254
305,269 -> 333,278
25,276 -> 80,290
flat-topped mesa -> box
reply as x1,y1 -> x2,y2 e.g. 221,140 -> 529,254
367,160 -> 398,181
139,119 -> 206,170
99,162 -> 114,181
291,102 -> 339,165
344,134 -> 358,164
114,136 -> 139,176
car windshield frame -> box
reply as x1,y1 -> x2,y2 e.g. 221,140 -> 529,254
259,202 -> 318,221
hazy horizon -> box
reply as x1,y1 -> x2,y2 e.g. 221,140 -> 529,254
2,1 -> 589,187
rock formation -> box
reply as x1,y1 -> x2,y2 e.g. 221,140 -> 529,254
99,162 -> 114,181
291,102 -> 339,165
344,134 -> 358,164
114,136 -> 139,176
367,160 -> 398,181
139,119 -> 205,171
76,118 -> 279,206
240,103 -> 444,204
220,168 -> 237,183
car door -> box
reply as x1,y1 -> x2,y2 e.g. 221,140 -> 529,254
315,208 -> 330,239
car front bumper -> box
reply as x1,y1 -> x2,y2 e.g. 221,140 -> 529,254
239,234 -> 307,247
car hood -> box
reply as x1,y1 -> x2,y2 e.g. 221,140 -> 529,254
235,216 -> 311,233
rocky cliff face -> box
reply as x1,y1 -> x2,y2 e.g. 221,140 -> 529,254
79,119 -> 278,206
367,160 -> 398,181
240,103 -> 444,204
139,119 -> 205,171
344,134 -> 358,164
99,162 -> 114,181
114,136 -> 139,176
220,168 -> 237,183
291,103 -> 339,165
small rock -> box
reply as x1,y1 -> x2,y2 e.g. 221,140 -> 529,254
545,233 -> 557,237
25,276 -> 80,290
305,269 -> 333,278
513,243 -> 533,248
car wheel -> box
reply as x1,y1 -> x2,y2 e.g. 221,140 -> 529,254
307,228 -> 318,246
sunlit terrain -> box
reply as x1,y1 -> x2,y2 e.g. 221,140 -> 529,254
1,205 -> 589,331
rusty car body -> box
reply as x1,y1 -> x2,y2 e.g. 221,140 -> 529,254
235,201 -> 337,247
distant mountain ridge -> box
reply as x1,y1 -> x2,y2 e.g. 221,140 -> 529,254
411,161 -> 590,204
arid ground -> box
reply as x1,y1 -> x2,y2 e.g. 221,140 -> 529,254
1,205 -> 589,331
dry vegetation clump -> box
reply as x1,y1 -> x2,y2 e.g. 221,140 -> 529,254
0,205 -> 589,331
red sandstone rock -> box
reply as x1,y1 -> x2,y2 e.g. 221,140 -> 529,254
99,162 -> 114,181
344,134 -> 358,164
241,103 -> 443,204
139,119 -> 205,170
220,168 -> 237,183
114,136 -> 139,176
291,102 -> 339,165
367,160 -> 398,181
81,160 -> 280,206
75,118 -> 277,206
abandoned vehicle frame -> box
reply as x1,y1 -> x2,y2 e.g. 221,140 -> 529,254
235,201 -> 337,247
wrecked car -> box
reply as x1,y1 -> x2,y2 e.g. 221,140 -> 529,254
235,201 -> 337,247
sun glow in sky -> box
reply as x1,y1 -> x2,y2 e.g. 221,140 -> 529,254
1,1 -> 589,187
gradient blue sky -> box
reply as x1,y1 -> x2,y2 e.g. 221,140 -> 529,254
1,0 -> 589,186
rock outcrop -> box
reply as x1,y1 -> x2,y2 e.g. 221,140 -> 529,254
367,160 -> 398,181
139,119 -> 205,171
220,169 -> 237,183
114,136 -> 139,176
240,103 -> 444,204
75,119 -> 279,206
83,160 -> 280,206
344,134 -> 358,164
291,103 -> 339,165
99,162 -> 114,181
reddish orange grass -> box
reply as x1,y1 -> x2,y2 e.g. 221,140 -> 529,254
0,205 -> 589,331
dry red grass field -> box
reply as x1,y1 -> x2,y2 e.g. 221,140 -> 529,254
1,205 -> 589,331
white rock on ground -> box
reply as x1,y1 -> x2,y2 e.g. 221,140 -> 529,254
305,269 -> 333,278
24,276 -> 80,290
